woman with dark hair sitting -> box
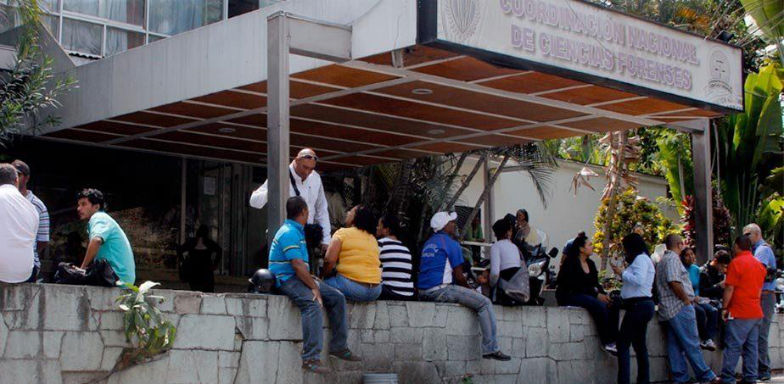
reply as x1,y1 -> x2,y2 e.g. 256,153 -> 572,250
555,232 -> 618,354
611,233 -> 656,384
489,218 -> 526,305
376,214 -> 415,301
323,205 -> 382,302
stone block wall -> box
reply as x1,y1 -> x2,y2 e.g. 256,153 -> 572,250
0,284 -> 781,384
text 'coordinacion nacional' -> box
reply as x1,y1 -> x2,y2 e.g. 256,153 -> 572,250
499,0 -> 700,91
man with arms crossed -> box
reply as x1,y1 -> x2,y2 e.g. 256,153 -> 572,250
655,234 -> 720,384
743,223 -> 778,382
250,148 -> 331,251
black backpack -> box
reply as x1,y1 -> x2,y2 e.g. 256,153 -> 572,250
54,260 -> 118,287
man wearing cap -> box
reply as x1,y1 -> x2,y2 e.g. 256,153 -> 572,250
417,211 -> 510,361
12,159 -> 49,282
250,148 -> 331,250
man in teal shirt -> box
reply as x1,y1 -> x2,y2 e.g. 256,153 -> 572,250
77,188 -> 135,285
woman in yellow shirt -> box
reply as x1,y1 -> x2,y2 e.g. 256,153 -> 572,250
323,205 -> 382,302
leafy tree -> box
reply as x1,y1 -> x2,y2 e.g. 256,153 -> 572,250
739,0 -> 784,65
593,188 -> 677,262
656,128 -> 694,209
0,0 -> 75,142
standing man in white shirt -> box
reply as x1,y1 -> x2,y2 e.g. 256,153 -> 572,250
0,163 -> 38,283
250,148 -> 331,251
12,160 -> 49,282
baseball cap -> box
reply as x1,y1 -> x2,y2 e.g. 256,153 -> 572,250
430,211 -> 458,232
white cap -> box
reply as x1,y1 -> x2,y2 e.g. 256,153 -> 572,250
430,211 -> 458,232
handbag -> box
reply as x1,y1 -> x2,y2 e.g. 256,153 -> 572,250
54,260 -> 119,287
497,266 -> 530,303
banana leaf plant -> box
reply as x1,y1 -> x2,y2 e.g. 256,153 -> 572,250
714,62 -> 783,237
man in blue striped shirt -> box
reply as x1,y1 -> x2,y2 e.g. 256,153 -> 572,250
743,223 -> 778,382
269,196 -> 359,374
13,160 -> 49,282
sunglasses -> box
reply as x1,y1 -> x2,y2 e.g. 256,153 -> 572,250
299,154 -> 318,161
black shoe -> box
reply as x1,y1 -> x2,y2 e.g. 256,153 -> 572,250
482,351 -> 511,361
329,349 -> 361,362
302,359 -> 330,374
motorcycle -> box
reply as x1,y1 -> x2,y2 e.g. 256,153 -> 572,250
523,244 -> 559,305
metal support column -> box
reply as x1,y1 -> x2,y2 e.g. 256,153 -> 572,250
484,159 -> 494,245
265,12 -> 351,239
179,158 -> 187,244
690,119 -> 713,264
266,14 -> 291,240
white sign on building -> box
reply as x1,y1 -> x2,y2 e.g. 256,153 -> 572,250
433,0 -> 743,111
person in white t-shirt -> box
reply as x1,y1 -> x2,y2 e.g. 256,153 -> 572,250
249,148 -> 331,249
489,218 -> 527,305
0,163 -> 38,283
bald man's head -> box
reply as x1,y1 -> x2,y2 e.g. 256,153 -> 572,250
743,223 -> 762,243
292,148 -> 318,180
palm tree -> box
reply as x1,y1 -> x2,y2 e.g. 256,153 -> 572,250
0,0 -> 75,142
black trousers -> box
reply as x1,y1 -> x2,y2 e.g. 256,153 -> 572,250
377,284 -> 416,301
617,299 -> 655,384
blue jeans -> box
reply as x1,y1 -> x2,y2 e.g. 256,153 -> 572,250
758,292 -> 776,377
617,299 -> 655,384
279,277 -> 349,361
665,305 -> 716,383
562,294 -> 618,345
694,302 -> 719,340
324,274 -> 382,302
419,285 -> 499,354
721,318 -> 761,383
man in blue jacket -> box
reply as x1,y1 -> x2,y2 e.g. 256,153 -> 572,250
417,211 -> 510,361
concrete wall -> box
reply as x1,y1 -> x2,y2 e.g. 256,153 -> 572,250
1,284 -> 782,384
460,158 -> 678,265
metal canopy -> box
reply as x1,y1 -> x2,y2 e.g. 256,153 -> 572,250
36,0 -> 735,170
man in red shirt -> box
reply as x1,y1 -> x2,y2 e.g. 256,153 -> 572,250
720,235 -> 767,384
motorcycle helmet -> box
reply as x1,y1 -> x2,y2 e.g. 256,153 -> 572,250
248,269 -> 276,293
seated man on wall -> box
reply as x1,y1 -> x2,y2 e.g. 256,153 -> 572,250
0,163 -> 38,283
417,211 -> 511,361
76,188 -> 136,286
269,196 -> 360,374
699,249 -> 730,301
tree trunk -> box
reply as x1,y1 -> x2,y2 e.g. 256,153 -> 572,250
600,130 -> 628,269
459,153 -> 511,241
443,152 -> 486,211
384,160 -> 412,212
417,152 -> 471,245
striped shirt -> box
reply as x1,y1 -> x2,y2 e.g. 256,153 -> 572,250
25,191 -> 49,268
378,237 -> 414,296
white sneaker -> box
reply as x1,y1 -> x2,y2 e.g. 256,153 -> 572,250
700,339 -> 716,351
603,343 -> 618,356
